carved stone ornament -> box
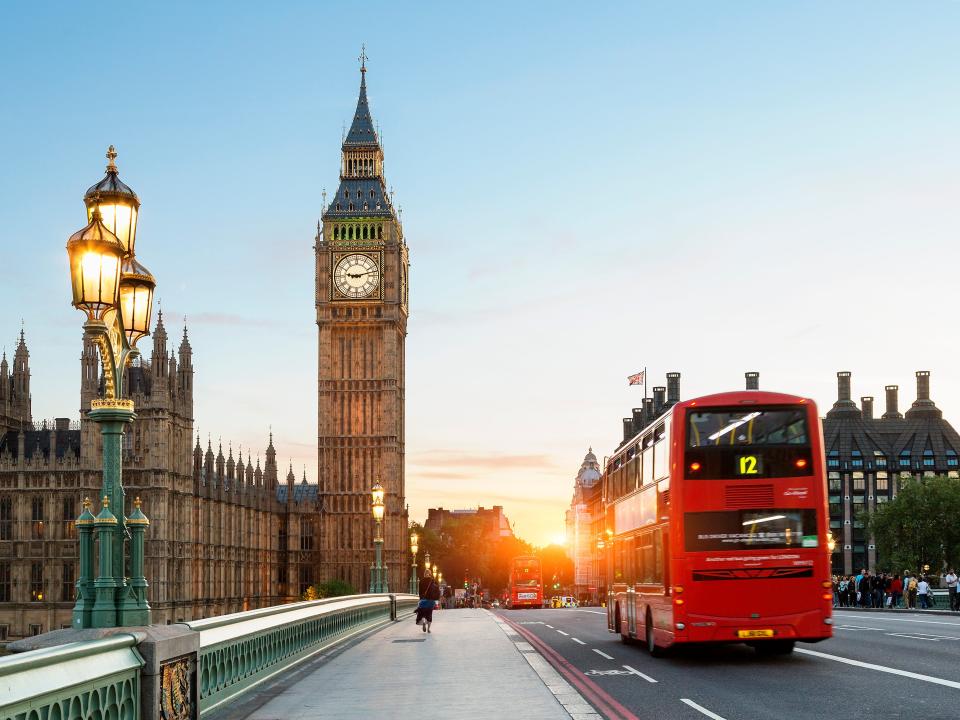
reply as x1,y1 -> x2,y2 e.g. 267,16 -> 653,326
160,655 -> 194,720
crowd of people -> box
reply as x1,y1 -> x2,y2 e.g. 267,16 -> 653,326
832,569 -> 959,610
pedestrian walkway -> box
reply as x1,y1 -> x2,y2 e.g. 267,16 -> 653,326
217,609 -> 593,720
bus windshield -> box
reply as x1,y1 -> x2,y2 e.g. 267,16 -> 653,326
687,408 -> 808,448
513,560 -> 541,587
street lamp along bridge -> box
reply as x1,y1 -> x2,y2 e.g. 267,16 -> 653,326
66,146 -> 156,629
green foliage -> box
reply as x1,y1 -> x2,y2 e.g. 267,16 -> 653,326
866,475 -> 960,571
310,579 -> 356,599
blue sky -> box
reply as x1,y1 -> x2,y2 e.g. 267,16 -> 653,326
2,2 -> 959,544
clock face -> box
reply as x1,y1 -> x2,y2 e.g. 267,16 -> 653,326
334,254 -> 380,299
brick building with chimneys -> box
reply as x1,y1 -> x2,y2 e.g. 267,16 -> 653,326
822,370 -> 960,574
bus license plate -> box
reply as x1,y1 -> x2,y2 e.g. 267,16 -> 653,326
738,629 -> 774,638
517,592 -> 537,600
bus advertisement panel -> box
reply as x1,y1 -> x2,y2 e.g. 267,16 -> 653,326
509,556 -> 543,609
604,390 -> 832,656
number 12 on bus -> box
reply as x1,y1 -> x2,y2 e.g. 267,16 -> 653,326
603,390 -> 832,656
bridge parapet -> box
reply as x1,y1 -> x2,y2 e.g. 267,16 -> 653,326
0,593 -> 417,720
0,634 -> 143,720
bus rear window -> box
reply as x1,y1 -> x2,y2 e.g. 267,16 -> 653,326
684,509 -> 818,551
513,561 -> 540,587
685,407 -> 812,479
687,408 -> 808,448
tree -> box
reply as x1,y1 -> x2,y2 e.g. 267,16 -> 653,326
310,579 -> 356,599
866,475 -> 960,572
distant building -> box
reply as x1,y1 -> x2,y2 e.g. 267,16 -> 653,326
565,448 -> 602,603
424,506 -> 514,541
822,370 -> 960,574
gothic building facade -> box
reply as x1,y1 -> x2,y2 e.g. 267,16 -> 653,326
0,317 -> 319,642
315,59 -> 410,593
564,449 -> 602,604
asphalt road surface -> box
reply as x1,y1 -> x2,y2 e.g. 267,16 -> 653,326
495,608 -> 960,720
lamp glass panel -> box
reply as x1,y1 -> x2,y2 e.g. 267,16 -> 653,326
88,203 -> 137,255
372,503 -> 385,521
73,249 -> 120,315
119,280 -> 153,344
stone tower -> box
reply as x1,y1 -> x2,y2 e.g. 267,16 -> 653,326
316,55 -> 410,593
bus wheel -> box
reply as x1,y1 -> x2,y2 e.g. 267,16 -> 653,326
755,640 -> 795,656
646,611 -> 667,658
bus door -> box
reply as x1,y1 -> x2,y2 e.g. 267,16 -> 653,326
626,587 -> 638,637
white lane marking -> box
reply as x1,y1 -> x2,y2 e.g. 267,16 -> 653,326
576,609 -> 607,615
545,624 -> 555,629
557,630 -> 570,636
795,648 -> 960,690
593,649 -> 615,660
681,699 -> 728,720
834,625 -> 883,631
572,637 -> 587,645
622,664 -> 658,683
833,613 -> 960,628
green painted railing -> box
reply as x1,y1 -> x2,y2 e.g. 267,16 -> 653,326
0,634 -> 143,720
186,593 -> 418,716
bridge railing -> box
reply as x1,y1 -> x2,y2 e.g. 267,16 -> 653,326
188,593 -> 417,716
0,634 -> 144,720
0,593 -> 418,720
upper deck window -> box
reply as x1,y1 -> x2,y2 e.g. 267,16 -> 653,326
687,408 -> 807,448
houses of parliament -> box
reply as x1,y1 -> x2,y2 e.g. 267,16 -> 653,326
0,59 -> 410,641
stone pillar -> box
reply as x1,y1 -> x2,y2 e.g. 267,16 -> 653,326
92,496 -> 119,628
137,626 -> 200,720
72,497 -> 97,629
120,497 -> 152,626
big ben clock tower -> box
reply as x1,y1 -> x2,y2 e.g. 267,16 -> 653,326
316,53 -> 410,593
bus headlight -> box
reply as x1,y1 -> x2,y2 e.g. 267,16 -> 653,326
824,618 -> 833,625
676,623 -> 686,630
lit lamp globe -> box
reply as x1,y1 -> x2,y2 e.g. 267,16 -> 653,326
84,146 -> 140,257
66,209 -> 125,322
371,481 -> 385,521
118,256 -> 156,347
410,532 -> 418,556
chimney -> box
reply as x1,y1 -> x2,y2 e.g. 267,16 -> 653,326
666,372 -> 680,405
643,397 -> 655,423
622,418 -> 634,443
882,385 -> 902,419
632,407 -> 644,431
837,371 -> 851,401
906,370 -> 941,419
745,372 -> 759,390
653,386 -> 666,415
861,397 -> 874,420
826,371 -> 859,418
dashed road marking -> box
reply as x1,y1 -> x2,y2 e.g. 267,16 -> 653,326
681,698 -> 727,720
593,649 -> 614,660
622,665 -> 658,683
572,637 -> 587,645
557,630 -> 570,636
545,624 -> 554,629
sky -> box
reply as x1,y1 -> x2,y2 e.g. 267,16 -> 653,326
1,2 -> 959,546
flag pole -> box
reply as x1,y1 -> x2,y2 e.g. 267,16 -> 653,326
644,366 -> 648,403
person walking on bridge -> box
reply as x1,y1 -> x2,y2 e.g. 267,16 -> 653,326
416,569 -> 441,634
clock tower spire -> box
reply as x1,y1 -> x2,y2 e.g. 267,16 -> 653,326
316,54 -> 409,593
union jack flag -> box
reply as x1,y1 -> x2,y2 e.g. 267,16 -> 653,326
628,371 -> 645,386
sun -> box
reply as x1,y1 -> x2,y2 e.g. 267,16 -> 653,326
550,532 -> 567,547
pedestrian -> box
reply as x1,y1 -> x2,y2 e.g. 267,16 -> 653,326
890,575 -> 903,609
945,569 -> 958,611
905,573 -> 917,609
416,569 -> 441,633
917,576 -> 931,610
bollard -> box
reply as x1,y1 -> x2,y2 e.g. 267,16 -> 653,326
389,593 -> 397,621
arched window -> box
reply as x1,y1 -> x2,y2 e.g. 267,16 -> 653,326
347,226 -> 353,240
364,225 -> 370,239
333,226 -> 339,240
348,202 -> 354,211
377,225 -> 383,240
336,203 -> 341,211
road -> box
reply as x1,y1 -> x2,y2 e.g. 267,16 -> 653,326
495,608 -> 960,720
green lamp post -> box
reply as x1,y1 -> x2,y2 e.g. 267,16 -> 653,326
369,481 -> 388,593
409,530 -> 419,595
68,146 -> 155,629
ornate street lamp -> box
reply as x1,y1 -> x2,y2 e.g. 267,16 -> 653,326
67,147 -> 154,629
409,530 -> 419,595
369,481 -> 388,593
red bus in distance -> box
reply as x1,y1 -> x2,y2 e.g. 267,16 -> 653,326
508,556 -> 543,609
603,390 -> 833,656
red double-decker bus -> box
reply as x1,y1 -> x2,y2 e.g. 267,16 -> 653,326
508,556 -> 543,609
604,390 -> 833,656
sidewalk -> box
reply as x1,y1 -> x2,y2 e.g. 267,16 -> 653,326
222,609 -> 591,720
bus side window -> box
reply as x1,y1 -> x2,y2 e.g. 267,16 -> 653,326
642,447 -> 653,486
653,527 -> 664,585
